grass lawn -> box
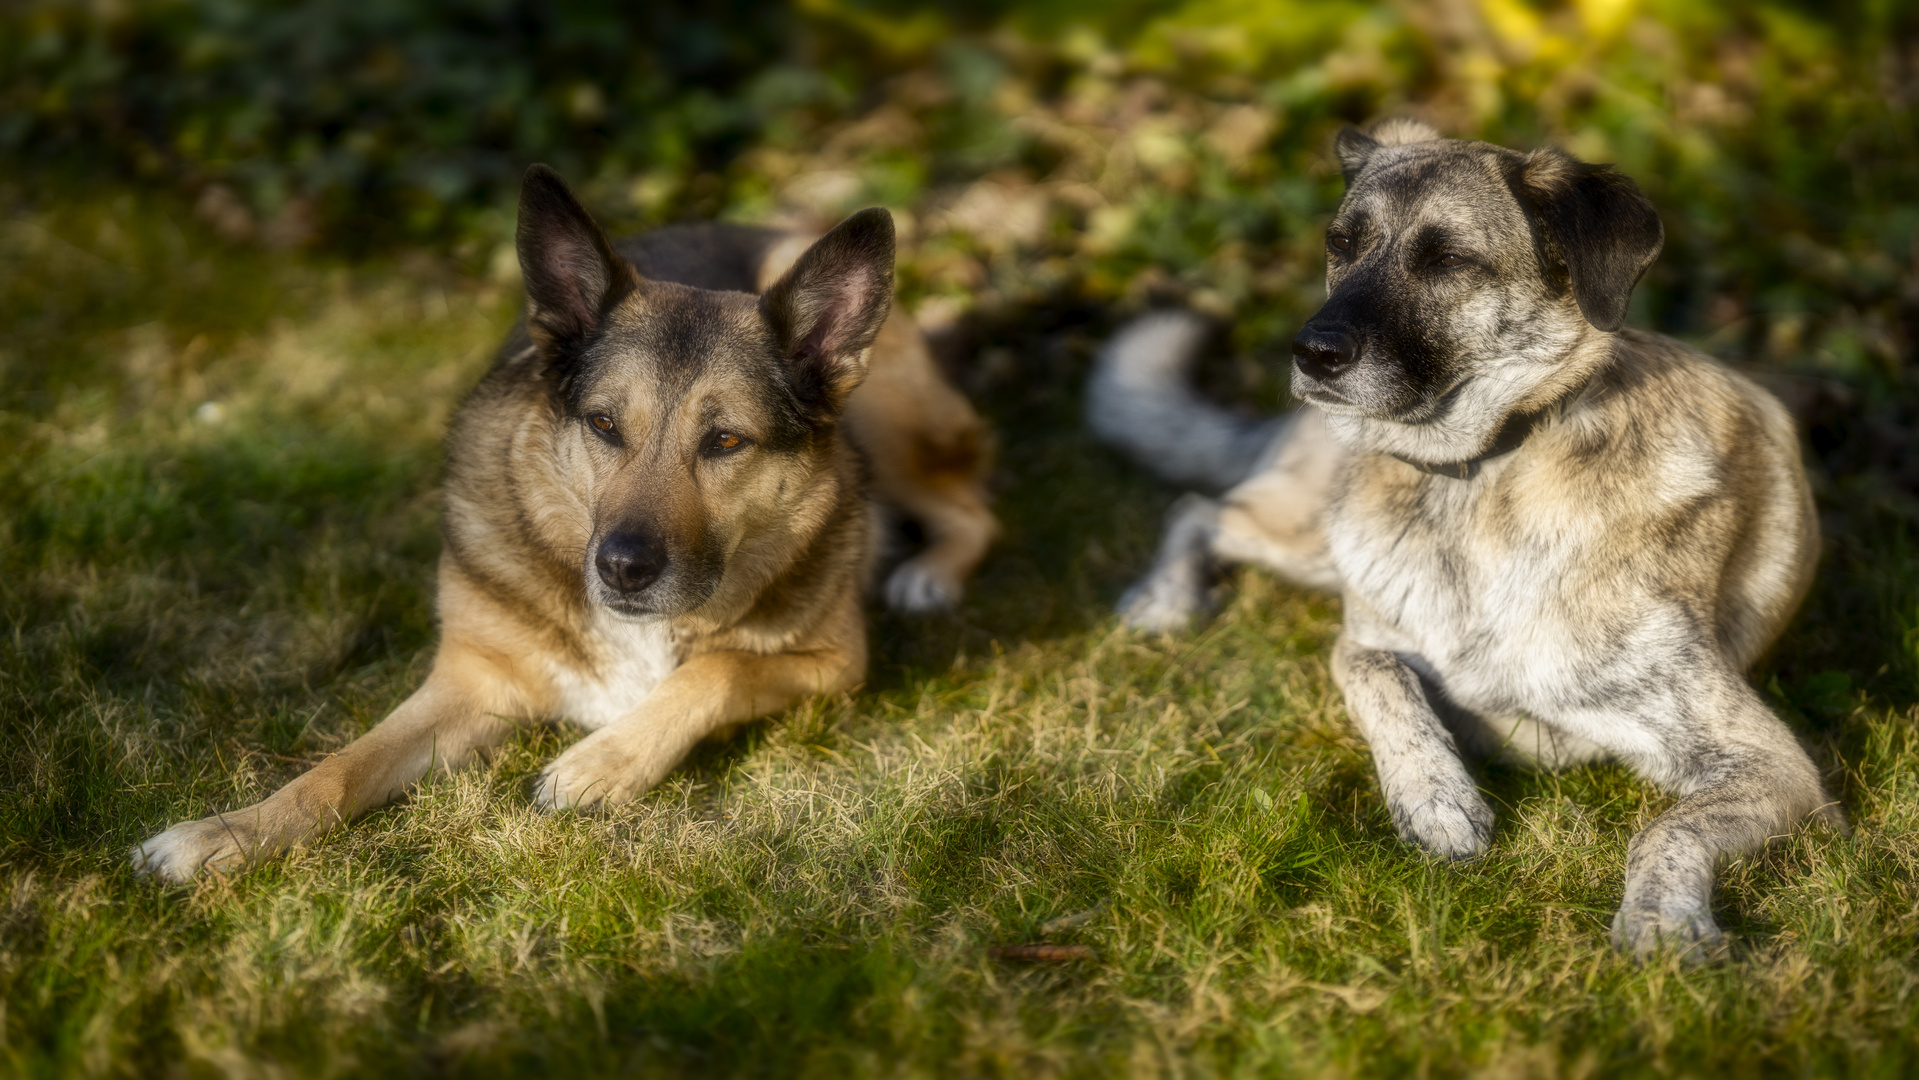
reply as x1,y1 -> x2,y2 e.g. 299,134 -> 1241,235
4,189 -> 1919,1078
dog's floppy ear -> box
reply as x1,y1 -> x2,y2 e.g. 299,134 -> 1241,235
759,207 -> 895,414
1512,146 -> 1664,333
516,164 -> 635,348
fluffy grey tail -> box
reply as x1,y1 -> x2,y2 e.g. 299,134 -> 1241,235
1086,310 -> 1284,490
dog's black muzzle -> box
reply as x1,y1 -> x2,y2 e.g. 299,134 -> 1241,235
1289,281 -> 1441,416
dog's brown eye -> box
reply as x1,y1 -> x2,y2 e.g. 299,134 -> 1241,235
1329,233 -> 1353,252
591,415 -> 616,434
709,431 -> 745,453
1437,253 -> 1466,268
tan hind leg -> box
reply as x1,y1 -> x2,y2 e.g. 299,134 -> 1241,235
843,310 -> 999,611
756,235 -> 997,610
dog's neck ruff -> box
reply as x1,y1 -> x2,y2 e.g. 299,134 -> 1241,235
1389,406 -> 1552,480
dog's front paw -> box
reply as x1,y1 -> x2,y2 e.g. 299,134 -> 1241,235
535,730 -> 654,811
1610,900 -> 1725,964
131,814 -> 261,883
883,558 -> 961,613
1390,786 -> 1495,861
1117,572 -> 1212,634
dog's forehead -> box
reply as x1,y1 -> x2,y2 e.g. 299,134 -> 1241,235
580,284 -> 775,404
1345,142 -> 1523,234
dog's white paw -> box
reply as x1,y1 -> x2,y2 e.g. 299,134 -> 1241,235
131,815 -> 259,883
883,558 -> 960,612
1389,785 -> 1495,861
1117,572 -> 1211,633
535,730 -> 651,811
1611,900 -> 1725,964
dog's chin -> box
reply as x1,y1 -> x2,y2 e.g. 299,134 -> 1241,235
594,597 -> 670,621
1293,383 -> 1359,413
1291,369 -> 1423,421
586,581 -> 714,621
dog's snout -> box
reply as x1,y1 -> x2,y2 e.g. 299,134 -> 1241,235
1292,325 -> 1357,380
595,531 -> 669,594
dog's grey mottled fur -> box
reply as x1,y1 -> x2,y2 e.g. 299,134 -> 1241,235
1092,120 -> 1839,961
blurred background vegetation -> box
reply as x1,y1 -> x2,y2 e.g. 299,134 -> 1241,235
7,0 -> 1916,400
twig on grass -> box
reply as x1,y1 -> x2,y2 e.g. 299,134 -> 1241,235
988,944 -> 1097,963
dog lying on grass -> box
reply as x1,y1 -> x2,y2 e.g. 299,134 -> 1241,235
1090,119 -> 1841,960
134,166 -> 996,881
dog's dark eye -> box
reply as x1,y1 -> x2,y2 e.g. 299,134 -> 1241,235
1328,233 -> 1353,253
1436,253 -> 1466,268
706,431 -> 748,455
590,415 -> 616,435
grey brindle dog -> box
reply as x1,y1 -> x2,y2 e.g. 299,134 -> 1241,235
1089,119 -> 1841,960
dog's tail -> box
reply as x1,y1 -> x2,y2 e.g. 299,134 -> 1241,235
1086,310 -> 1284,490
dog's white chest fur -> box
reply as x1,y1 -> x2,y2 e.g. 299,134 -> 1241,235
1332,466 -> 1590,712
547,613 -> 684,731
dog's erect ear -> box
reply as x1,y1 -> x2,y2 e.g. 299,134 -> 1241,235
517,164 -> 635,348
1335,119 -> 1441,183
759,207 -> 895,413
1334,126 -> 1381,183
1512,146 -> 1664,332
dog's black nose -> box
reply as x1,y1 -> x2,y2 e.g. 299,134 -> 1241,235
1292,324 -> 1358,380
595,531 -> 668,594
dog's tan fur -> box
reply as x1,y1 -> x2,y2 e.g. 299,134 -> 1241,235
133,169 -> 995,881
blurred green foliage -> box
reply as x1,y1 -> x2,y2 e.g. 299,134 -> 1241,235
2,0 -> 811,242
5,0 -> 1917,397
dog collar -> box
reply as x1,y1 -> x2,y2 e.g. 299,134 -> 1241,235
1390,407 -> 1549,480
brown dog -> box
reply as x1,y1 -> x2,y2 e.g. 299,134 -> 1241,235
133,166 -> 996,880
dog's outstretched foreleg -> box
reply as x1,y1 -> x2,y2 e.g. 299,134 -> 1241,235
533,643 -> 863,810
534,595 -> 866,811
1334,636 -> 1495,860
1605,663 -> 1840,963
131,652 -> 516,882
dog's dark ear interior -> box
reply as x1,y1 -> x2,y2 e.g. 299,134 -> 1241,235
517,164 -> 634,348
1512,146 -> 1665,332
759,207 -> 895,414
1334,126 -> 1381,183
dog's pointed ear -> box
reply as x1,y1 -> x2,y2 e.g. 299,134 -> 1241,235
1334,119 -> 1440,183
1334,126 -> 1381,183
759,207 -> 895,414
516,164 -> 635,348
1512,146 -> 1664,332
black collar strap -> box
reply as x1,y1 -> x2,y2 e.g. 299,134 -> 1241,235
1390,407 -> 1550,480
